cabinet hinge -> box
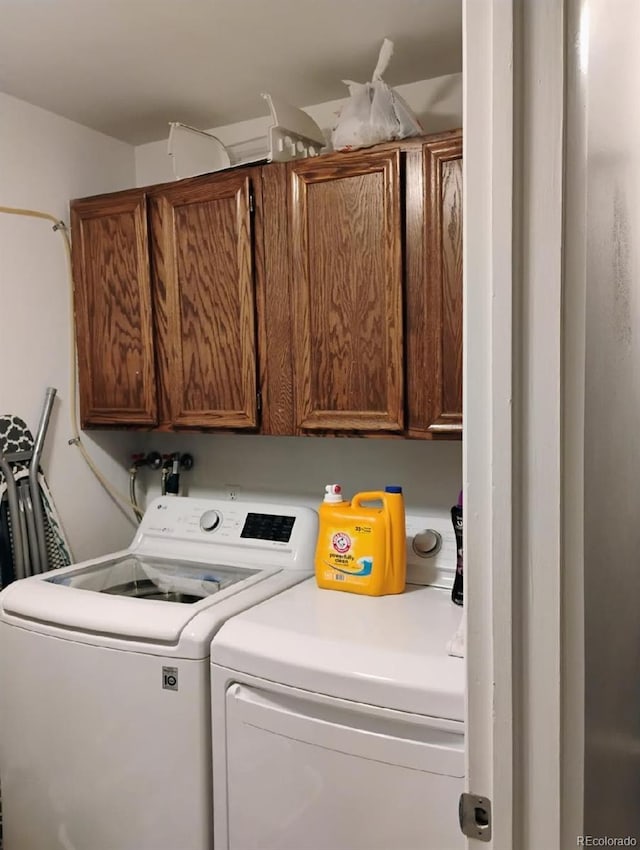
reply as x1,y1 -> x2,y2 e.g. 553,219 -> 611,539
249,190 -> 255,214
256,390 -> 262,414
459,793 -> 492,842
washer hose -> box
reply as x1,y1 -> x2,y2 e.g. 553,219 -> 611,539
0,205 -> 139,520
128,467 -> 144,523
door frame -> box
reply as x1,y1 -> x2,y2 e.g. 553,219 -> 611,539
463,2 -> 576,848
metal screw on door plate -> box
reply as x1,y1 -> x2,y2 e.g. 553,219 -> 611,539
459,793 -> 492,842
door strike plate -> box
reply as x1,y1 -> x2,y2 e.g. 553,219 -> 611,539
459,792 -> 492,842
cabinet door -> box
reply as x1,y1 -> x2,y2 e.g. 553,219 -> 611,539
152,171 -> 258,429
289,150 -> 404,432
406,134 -> 463,437
70,190 -> 157,427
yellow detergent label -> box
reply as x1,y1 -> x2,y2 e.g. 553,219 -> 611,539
321,524 -> 375,582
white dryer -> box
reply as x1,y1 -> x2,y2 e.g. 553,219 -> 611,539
211,513 -> 466,850
0,495 -> 317,850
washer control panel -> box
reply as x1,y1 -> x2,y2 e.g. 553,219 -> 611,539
196,508 -> 297,543
136,496 -> 318,570
240,512 -> 296,543
199,509 -> 222,533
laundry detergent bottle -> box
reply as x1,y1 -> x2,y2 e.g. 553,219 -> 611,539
314,484 -> 406,596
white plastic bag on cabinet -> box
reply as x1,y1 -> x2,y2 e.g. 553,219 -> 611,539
331,39 -> 423,152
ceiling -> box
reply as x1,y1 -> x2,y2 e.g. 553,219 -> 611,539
0,0 -> 462,145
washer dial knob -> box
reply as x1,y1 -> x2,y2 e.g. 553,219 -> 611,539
199,509 -> 222,533
412,529 -> 442,558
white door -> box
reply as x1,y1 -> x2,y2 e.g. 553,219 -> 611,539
464,1 -> 570,848
222,682 -> 464,850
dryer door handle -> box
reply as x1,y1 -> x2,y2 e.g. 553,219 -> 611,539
226,682 -> 464,777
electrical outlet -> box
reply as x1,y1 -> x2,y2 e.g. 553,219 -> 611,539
226,484 -> 241,501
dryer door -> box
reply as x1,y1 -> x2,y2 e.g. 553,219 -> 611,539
222,682 -> 464,850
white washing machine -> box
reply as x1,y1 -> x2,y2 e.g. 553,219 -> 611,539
211,513 -> 466,850
0,495 -> 317,850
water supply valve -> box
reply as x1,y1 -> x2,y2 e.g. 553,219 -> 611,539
162,452 -> 194,496
129,451 -> 162,471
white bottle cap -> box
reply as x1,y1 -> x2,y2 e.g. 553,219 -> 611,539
323,484 -> 344,503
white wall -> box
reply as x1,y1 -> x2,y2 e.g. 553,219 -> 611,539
136,433 -> 462,519
0,92 -> 138,560
135,74 -> 463,186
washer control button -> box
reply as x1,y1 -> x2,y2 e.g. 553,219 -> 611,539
199,509 -> 222,533
412,529 -> 442,558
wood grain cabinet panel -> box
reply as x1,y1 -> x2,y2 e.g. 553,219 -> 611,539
150,172 -> 258,429
406,133 -> 463,437
70,190 -> 157,427
255,163 -> 295,435
289,149 -> 404,433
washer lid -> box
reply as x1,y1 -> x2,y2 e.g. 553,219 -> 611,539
43,554 -> 259,601
0,554 -> 275,647
211,578 -> 465,722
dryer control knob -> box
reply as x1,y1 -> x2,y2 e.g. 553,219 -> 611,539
412,529 -> 442,558
200,509 -> 222,533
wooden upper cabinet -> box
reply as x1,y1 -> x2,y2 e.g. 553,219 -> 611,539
406,133 -> 463,437
70,130 -> 462,438
150,171 -> 259,429
70,190 -> 157,427
289,149 -> 404,432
